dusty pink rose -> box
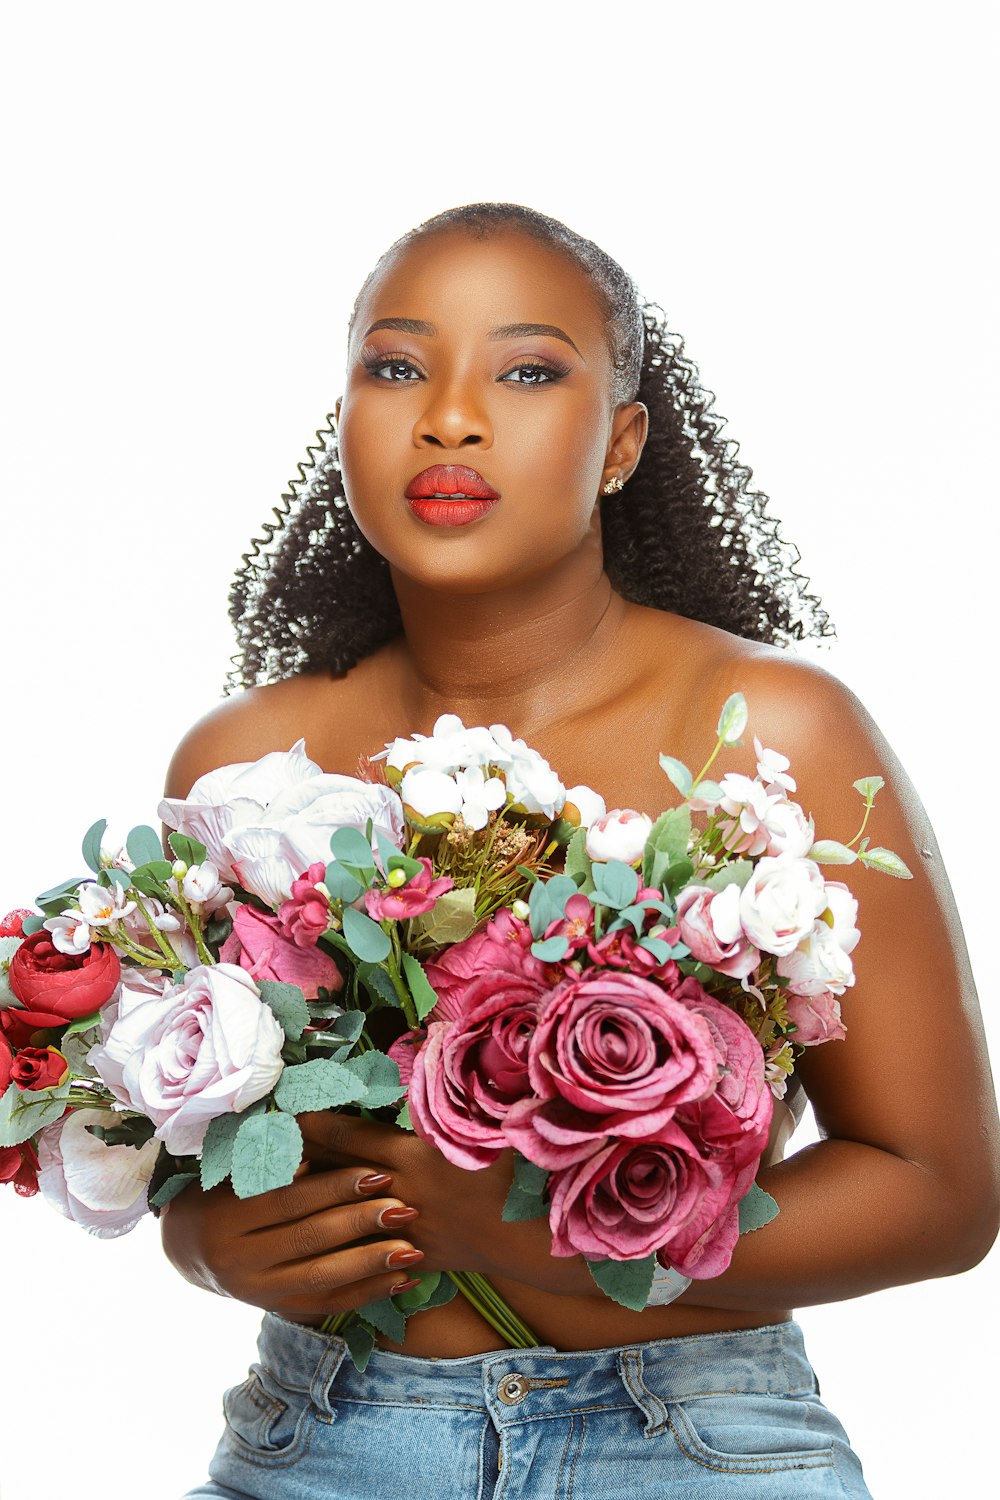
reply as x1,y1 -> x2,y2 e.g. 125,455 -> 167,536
525,970 -> 720,1138
365,858 -> 454,922
784,989 -> 847,1045
220,905 -> 342,998
387,1028 -> 424,1089
407,973 -> 548,1169
278,863 -> 331,948
675,884 -> 760,980
424,910 -> 544,1022
680,993 -> 773,1152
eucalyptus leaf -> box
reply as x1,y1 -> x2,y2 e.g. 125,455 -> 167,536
126,825 -> 164,868
323,861 -> 363,904
717,691 -> 749,745
852,775 -> 885,801
502,1154 -> 548,1223
591,860 -> 639,911
19,914 -> 45,936
82,819 -> 108,875
274,1058 -> 368,1113
858,846 -> 913,879
636,935 -> 671,964
62,1009 -> 104,1038
343,1051 -> 405,1109
586,1254 -> 657,1311
167,832 -> 208,867
329,826 -> 376,873
530,934 -> 570,962
230,1111 -> 303,1199
35,876 -> 86,909
401,952 -> 439,1022
342,906 -> 391,962
807,839 -> 858,865
375,830 -> 422,879
737,1180 -> 780,1233
106,866 -> 132,891
658,754 -> 693,797
258,979 -> 310,1042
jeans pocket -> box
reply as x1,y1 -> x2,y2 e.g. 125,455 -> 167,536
221,1362 -> 316,1469
668,1392 -> 838,1477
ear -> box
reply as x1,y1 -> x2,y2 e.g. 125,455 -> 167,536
600,402 -> 648,492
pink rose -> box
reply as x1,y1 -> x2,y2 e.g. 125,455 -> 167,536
424,910 -> 544,1021
407,973 -> 548,1169
387,1028 -> 424,1089
675,885 -> 760,980
680,993 -> 773,1156
220,904 -> 342,999
0,1139 -> 39,1197
526,970 -> 720,1137
278,863 -> 331,948
784,990 -> 847,1045
365,858 -> 454,922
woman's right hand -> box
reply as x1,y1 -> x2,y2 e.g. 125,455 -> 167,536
158,1165 -> 426,1326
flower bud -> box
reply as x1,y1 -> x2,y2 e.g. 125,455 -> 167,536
314,881 -> 331,900
171,860 -> 188,879
511,899 -> 530,921
585,809 -> 653,866
387,868 -> 408,888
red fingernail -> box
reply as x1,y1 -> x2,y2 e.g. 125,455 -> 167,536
379,1206 -> 418,1227
357,1172 -> 393,1192
391,1278 -> 421,1295
385,1247 -> 424,1269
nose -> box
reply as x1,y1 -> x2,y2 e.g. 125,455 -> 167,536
413,373 -> 492,450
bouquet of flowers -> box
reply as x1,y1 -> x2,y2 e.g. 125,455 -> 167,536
0,694 -> 909,1366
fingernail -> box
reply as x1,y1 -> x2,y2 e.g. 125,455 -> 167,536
378,1206 -> 418,1228
390,1278 -> 421,1295
356,1172 -> 393,1193
385,1247 -> 424,1269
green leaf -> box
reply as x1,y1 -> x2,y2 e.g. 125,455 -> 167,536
0,1081 -> 72,1147
126,825 -> 164,868
199,1105 -> 264,1191
343,1051 -> 405,1109
591,860 -> 638,910
343,1318 -> 377,1372
392,1270 -> 441,1312
691,778 -> 723,804
274,1058 -> 368,1113
82,819 -> 107,875
636,935 -> 671,964
149,1171 -> 199,1210
417,1273 -> 458,1313
527,873 -> 580,937
329,826 -> 376,873
808,839 -> 858,865
401,952 -> 439,1022
105,866 -> 132,891
502,1154 -> 549,1223
357,962 -> 401,1009
852,775 -> 885,802
395,1099 -> 414,1131
329,1010 -> 365,1047
356,1294 -> 406,1344
858,846 -> 913,879
658,754 -> 693,798
662,857 -> 695,896
34,876 -> 86,910
530,934 -> 570,962
85,1115 -> 157,1149
737,1180 -> 780,1234
167,832 -> 208,867
374,831 -> 422,879
257,979 -> 310,1042
19,914 -> 45,936
642,806 -> 692,888
409,886 -> 478,945
131,858 -> 173,883
703,860 -> 754,894
323,861 -> 363,904
61,1008 -> 104,1039
230,1110 -> 303,1198
586,1253 -> 657,1311
564,826 -> 594,891
717,691 -> 749,745
342,906 -> 391,963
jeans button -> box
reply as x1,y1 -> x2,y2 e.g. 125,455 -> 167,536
497,1373 -> 530,1405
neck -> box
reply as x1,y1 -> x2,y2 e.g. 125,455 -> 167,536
388,544 -> 629,733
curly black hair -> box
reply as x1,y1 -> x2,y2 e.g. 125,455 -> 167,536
226,203 -> 832,691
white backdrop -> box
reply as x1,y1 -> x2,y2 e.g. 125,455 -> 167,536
1,4 -> 996,1497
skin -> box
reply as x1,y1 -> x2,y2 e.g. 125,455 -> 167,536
160,226 -> 1000,1356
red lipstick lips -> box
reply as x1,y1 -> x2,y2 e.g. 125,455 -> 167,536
405,464 -> 500,527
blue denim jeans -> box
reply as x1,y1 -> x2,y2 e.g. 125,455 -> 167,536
184,1313 -> 872,1498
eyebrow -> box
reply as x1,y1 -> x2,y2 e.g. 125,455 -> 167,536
362,317 -> 582,356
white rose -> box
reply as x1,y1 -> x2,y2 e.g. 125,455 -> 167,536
157,739 -> 323,881
383,716 -> 504,775
563,784 -> 607,830
586,808 -> 654,865
777,922 -> 857,996
36,1109 -> 161,1238
739,855 -> 828,956
400,767 -> 464,821
87,962 -> 285,1157
762,800 -> 816,859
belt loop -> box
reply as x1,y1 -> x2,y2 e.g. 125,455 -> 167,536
310,1333 -> 349,1417
617,1348 -> 669,1438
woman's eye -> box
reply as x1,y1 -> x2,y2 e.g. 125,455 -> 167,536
367,357 -> 422,382
499,363 -> 563,386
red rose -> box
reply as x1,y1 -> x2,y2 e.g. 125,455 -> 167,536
0,1140 -> 40,1196
1,932 -> 120,1044
0,1033 -> 13,1091
11,1045 -> 70,1091
0,909 -> 34,938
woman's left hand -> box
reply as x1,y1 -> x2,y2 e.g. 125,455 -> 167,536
297,1110 -> 597,1297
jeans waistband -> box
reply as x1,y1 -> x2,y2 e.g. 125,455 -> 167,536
254,1314 -> 817,1425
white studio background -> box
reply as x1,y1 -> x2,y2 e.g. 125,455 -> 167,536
1,4 -> 996,1497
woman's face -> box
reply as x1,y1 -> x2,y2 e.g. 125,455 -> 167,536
335,227 -> 644,595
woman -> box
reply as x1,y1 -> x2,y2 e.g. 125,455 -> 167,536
163,203 -> 999,1498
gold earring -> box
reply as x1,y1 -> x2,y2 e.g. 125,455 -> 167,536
602,475 -> 624,495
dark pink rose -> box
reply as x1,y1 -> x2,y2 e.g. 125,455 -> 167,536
680,993 -> 773,1153
365,858 -> 454,922
784,989 -> 846,1045
0,1139 -> 40,1197
278,863 -> 331,948
387,1028 -> 424,1089
424,910 -> 544,1021
546,1121 -> 737,1262
407,973 -> 548,1169
675,886 -> 760,980
220,904 -> 342,999
526,970 -> 720,1137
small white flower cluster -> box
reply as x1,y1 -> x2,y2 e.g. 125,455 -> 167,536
379,714 -> 604,832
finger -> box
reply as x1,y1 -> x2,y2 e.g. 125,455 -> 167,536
244,1194 -> 418,1271
297,1111 -> 407,1165
279,1265 -> 427,1321
266,1235 -> 425,1303
231,1165 -> 393,1234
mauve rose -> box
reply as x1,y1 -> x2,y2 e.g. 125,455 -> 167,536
36,1108 -> 160,1236
220,905 -> 342,999
278,863 -> 331,948
424,911 -> 544,1022
10,1046 -> 69,1091
408,973 -> 548,1169
365,858 -> 454,922
387,1028 -> 424,1090
546,1122 -> 737,1263
526,970 -> 720,1137
675,884 -> 760,980
784,990 -> 847,1045
0,1139 -> 39,1197
1,933 -> 121,1045
681,993 -> 773,1152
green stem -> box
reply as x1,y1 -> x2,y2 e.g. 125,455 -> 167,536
690,733 -> 726,794
129,891 -> 184,968
317,1272 -> 540,1349
385,946 -> 420,1030
169,890 -> 215,966
845,798 -> 875,849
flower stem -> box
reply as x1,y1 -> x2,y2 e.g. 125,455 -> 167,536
129,891 -> 184,968
446,1272 -> 540,1347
